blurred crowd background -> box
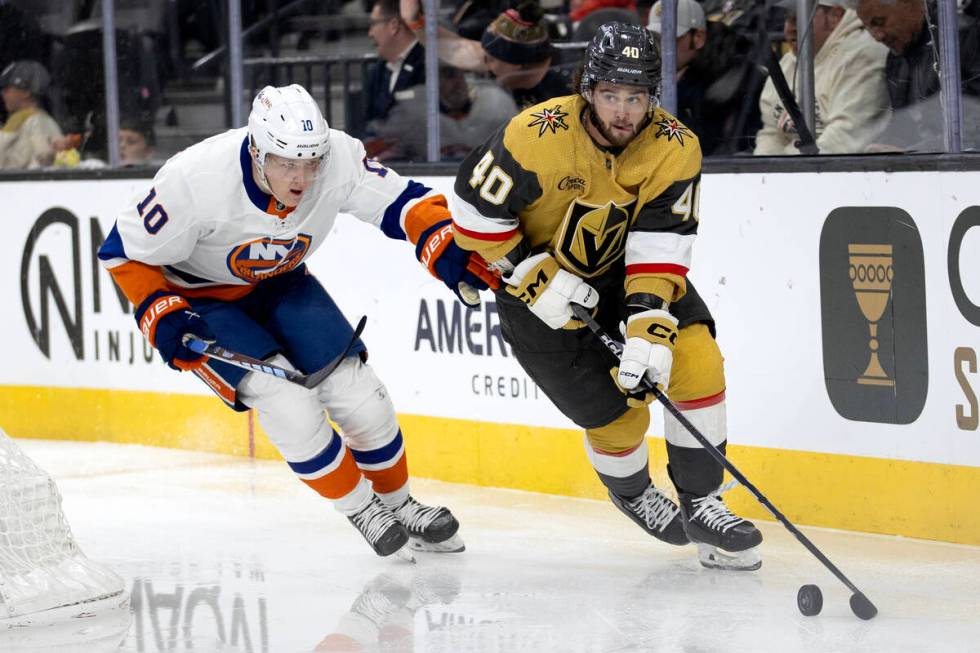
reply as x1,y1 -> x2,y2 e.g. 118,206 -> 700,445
1,0 -> 978,170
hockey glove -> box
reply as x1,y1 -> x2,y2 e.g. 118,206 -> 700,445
135,291 -> 215,371
615,309 -> 678,401
416,220 -> 499,307
503,252 -> 598,329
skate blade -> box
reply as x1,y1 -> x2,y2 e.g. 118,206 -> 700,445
696,542 -> 761,571
408,534 -> 466,553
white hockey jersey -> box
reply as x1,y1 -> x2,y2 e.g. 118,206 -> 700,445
99,127 -> 446,305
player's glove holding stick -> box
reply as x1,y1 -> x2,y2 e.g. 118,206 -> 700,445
503,252 -> 598,329
417,220 -> 499,307
612,308 -> 678,406
135,290 -> 216,371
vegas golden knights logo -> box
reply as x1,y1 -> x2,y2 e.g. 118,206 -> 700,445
554,199 -> 635,278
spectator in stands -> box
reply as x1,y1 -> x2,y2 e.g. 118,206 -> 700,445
366,0 -> 426,125
451,0 -> 513,40
570,0 -> 637,24
119,115 -> 157,166
0,60 -> 62,170
481,1 -> 572,108
0,5 -> 46,122
648,0 -> 762,154
368,64 -> 518,161
754,0 -> 889,155
571,0 -> 640,41
856,0 -> 980,151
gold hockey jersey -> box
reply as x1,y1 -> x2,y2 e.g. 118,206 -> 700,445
452,94 -> 702,303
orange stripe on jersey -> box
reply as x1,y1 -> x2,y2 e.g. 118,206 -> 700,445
359,453 -> 408,494
109,260 -> 258,305
109,261 -> 169,306
403,194 -> 451,244
302,448 -> 363,500
673,389 -> 726,411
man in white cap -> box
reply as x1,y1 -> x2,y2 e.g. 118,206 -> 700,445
754,0 -> 888,154
647,0 -> 707,71
647,0 -> 759,154
0,60 -> 62,169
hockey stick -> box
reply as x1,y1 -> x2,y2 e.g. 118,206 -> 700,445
182,315 -> 368,389
570,303 -> 877,620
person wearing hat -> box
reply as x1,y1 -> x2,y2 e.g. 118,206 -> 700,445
648,0 -> 708,71
754,0 -> 888,154
0,60 -> 63,169
647,0 -> 760,154
481,1 -> 571,108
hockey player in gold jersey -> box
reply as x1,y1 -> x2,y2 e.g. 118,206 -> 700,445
451,23 -> 762,570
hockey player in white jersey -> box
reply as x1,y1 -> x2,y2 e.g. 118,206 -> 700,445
97,84 -> 496,557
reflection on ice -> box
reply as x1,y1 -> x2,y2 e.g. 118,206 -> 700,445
7,440 -> 980,653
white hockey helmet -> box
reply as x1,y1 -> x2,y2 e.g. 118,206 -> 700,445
247,84 -> 330,169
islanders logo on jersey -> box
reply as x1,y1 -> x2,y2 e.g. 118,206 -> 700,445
554,199 -> 636,278
226,234 -> 313,283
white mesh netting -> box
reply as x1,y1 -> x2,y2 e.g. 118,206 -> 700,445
0,429 -> 125,620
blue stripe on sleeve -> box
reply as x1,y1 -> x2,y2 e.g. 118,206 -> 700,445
97,223 -> 128,261
379,181 -> 430,241
349,430 -> 404,465
287,430 -> 343,475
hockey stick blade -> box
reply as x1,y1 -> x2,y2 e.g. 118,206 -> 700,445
183,315 -> 368,389
569,303 -> 878,619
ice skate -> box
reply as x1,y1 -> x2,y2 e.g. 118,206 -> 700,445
349,495 -> 411,557
677,481 -> 762,571
349,573 -> 412,626
393,496 -> 465,553
608,484 -> 690,546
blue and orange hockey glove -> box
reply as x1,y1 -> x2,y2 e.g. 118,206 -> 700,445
135,291 -> 215,371
416,220 -> 500,307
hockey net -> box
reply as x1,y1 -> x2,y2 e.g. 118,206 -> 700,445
0,428 -> 125,622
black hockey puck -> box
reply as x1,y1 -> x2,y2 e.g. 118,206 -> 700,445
797,584 -> 823,616
850,592 -> 878,620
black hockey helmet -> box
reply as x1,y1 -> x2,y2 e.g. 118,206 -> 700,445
579,22 -> 662,104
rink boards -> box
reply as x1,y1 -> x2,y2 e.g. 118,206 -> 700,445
1,172 -> 978,545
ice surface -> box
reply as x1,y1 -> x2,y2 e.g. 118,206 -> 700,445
3,440 -> 978,653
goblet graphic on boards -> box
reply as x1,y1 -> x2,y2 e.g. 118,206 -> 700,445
848,243 -> 894,386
